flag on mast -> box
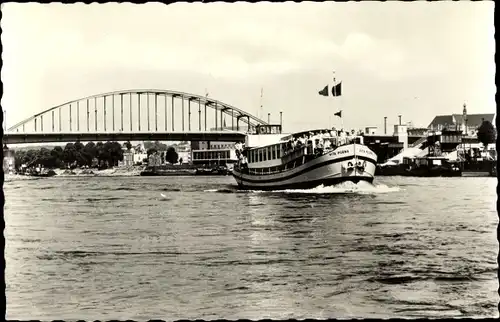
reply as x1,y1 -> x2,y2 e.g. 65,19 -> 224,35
318,85 -> 329,96
334,110 -> 342,118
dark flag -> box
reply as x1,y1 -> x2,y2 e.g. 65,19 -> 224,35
332,82 -> 342,97
334,110 -> 342,118
318,85 -> 329,96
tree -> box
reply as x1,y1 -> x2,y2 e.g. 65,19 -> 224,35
147,148 -> 158,157
144,140 -> 167,151
165,146 -> 178,164
124,141 -> 132,151
477,120 -> 496,150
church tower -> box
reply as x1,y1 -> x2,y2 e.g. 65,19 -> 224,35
461,103 -> 467,135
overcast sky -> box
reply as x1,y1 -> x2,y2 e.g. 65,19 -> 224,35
1,2 -> 495,133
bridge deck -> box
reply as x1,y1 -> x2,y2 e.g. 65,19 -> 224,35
3,131 -> 247,144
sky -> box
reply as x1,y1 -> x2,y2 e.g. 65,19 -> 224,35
1,2 -> 496,134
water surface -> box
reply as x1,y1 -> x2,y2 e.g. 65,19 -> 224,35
4,175 -> 498,319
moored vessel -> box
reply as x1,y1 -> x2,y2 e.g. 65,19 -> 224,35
232,124 -> 378,190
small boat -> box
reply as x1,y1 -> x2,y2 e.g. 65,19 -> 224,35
30,169 -> 57,177
232,124 -> 378,190
195,166 -> 230,176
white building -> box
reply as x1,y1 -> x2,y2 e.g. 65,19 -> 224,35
190,141 -> 238,167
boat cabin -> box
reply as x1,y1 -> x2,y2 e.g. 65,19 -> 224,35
236,127 -> 366,175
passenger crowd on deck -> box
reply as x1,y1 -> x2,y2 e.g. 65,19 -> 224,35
284,128 -> 363,157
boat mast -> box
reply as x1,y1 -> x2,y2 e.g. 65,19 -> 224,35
260,87 -> 264,123
333,71 -> 344,131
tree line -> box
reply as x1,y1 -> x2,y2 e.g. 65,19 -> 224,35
13,140 -> 182,169
14,141 -> 126,170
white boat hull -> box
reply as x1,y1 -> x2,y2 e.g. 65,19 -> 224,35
232,143 -> 377,190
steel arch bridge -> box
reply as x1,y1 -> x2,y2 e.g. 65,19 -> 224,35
4,89 -> 270,144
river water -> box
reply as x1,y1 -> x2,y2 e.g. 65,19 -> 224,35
4,175 -> 499,320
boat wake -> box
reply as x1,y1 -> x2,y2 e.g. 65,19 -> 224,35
269,181 -> 401,194
205,181 -> 400,195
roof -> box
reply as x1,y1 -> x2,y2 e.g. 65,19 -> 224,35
452,113 -> 495,127
428,115 -> 454,128
427,113 -> 495,128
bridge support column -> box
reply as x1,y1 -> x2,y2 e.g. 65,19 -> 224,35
52,111 -> 55,132
138,93 -> 141,132
188,99 -> 191,132
112,95 -> 115,132
154,93 -> 158,132
41,115 -> 43,132
120,94 -> 124,131
94,97 -> 98,132
130,93 -> 133,132
60,106 -> 62,132
171,95 -> 175,131
231,109 -> 234,130
103,97 -> 107,132
147,93 -> 150,132
87,100 -> 90,132
69,104 -> 72,132
182,97 -> 185,132
77,101 -> 80,131
204,103 -> 207,131
198,99 -> 201,131
164,94 -> 168,131
34,118 -> 37,132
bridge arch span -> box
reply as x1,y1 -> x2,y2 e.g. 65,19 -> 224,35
8,89 -> 269,134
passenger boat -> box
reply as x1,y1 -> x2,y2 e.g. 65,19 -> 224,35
232,124 -> 378,190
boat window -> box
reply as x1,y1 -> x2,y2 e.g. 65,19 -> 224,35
272,146 -> 276,159
259,150 -> 263,162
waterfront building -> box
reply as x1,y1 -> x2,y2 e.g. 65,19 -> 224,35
119,150 -> 134,167
191,140 -> 238,168
364,127 -> 378,135
133,153 -> 148,165
427,104 -> 495,136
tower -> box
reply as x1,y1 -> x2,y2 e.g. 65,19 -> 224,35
462,103 -> 467,135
